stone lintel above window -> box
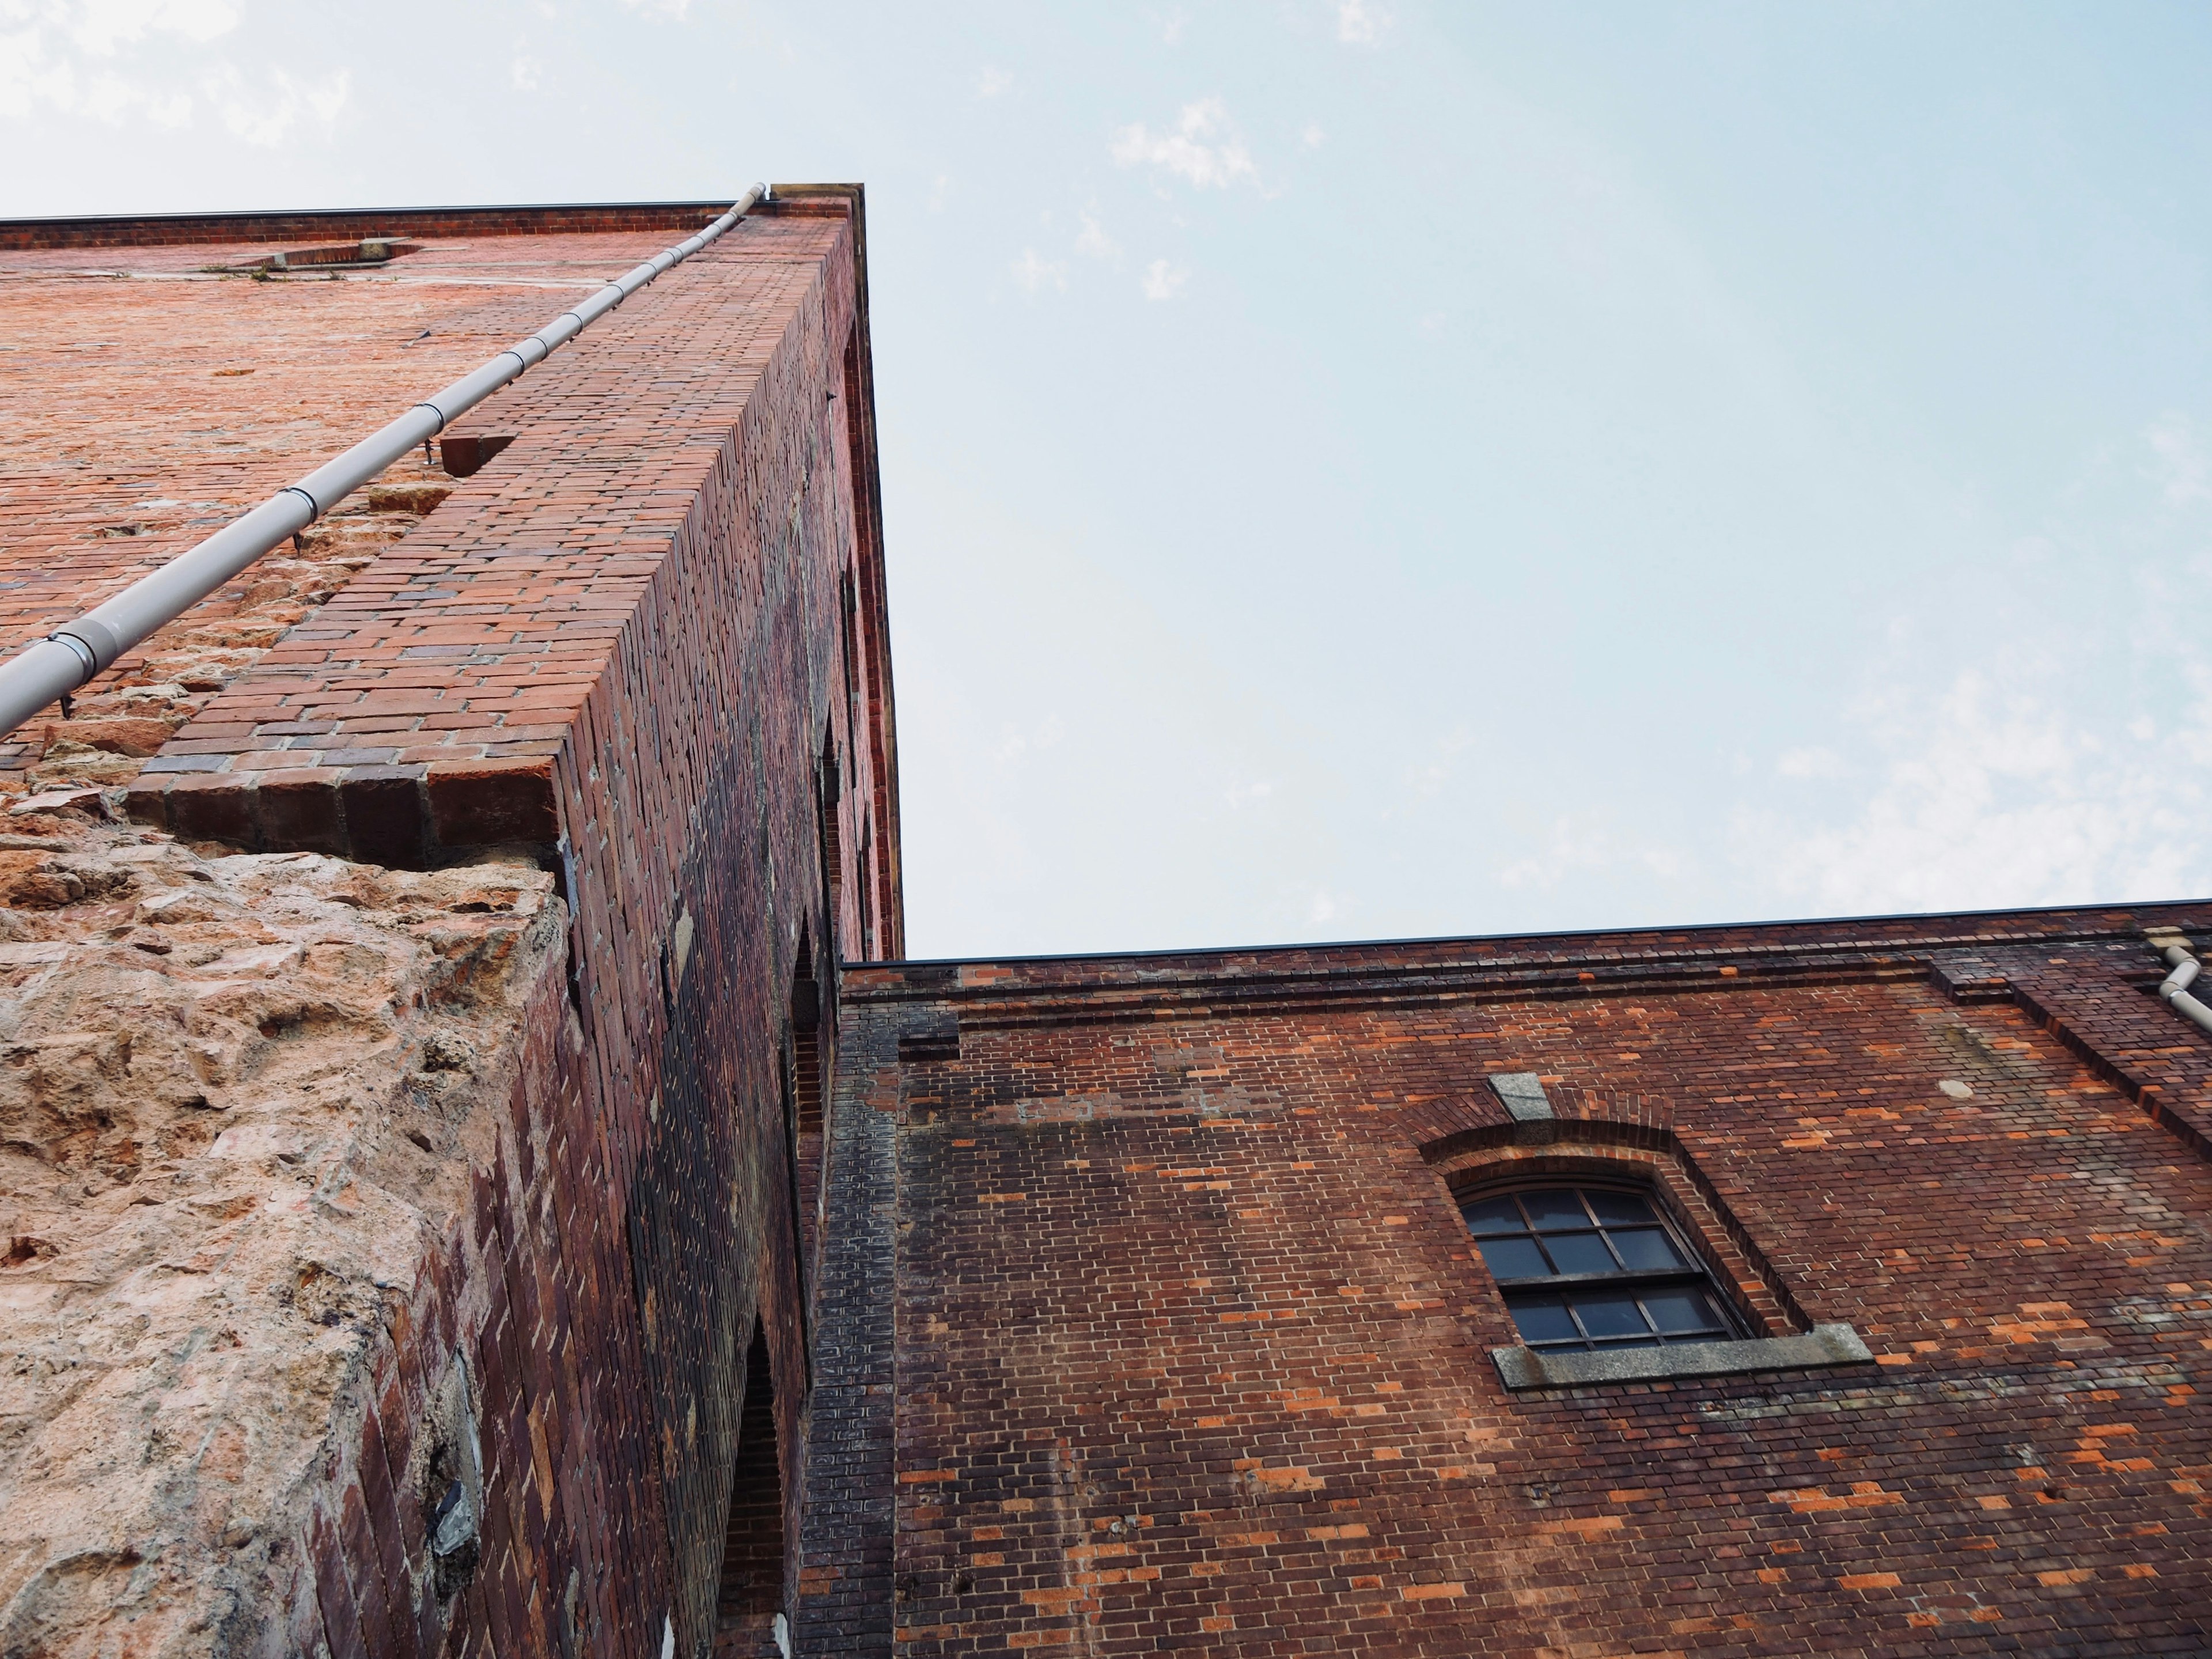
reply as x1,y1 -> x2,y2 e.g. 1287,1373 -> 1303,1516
1491,1323 -> 1873,1391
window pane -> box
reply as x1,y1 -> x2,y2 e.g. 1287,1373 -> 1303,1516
1506,1298 -> 1581,1347
1462,1196 -> 1528,1236
1608,1228 -> 1688,1271
1519,1190 -> 1592,1231
1642,1289 -> 1727,1336
1475,1236 -> 1551,1280
1568,1291 -> 1652,1340
1542,1232 -> 1620,1276
1584,1189 -> 1657,1225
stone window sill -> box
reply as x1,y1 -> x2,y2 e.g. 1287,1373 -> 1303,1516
1491,1323 -> 1873,1391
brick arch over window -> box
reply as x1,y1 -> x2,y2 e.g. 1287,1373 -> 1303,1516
1421,1122 -> 1809,1341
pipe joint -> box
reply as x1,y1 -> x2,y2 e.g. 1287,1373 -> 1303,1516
276,484 -> 323,523
61,617 -> 122,673
2146,930 -> 2212,1039
42,632 -> 97,680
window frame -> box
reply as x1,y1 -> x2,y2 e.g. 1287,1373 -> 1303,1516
1461,1177 -> 1747,1354
1425,1128 -> 1874,1391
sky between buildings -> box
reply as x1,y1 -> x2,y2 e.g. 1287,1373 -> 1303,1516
6,1 -> 2211,958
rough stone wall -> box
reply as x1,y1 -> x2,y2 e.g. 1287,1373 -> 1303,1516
1,195 -> 902,1657
813,908 -> 2212,1656
0,807 -> 562,1658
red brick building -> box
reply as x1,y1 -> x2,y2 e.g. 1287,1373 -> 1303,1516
809,917 -> 2212,1654
2,192 -> 2208,1658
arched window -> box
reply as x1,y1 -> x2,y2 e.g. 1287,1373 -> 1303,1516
1463,1182 -> 1741,1352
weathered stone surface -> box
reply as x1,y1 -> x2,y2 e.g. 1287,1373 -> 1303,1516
0,807 -> 560,1657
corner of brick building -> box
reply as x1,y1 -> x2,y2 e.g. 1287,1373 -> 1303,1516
0,188 -> 900,1657
9,179 -> 2212,1659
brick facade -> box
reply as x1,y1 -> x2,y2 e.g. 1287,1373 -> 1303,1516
808,908 -> 2212,1654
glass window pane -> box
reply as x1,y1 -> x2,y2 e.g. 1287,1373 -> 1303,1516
1642,1289 -> 1726,1336
1520,1190 -> 1592,1231
1589,1334 -> 1665,1349
1541,1233 -> 1620,1276
1506,1298 -> 1581,1347
1568,1291 -> 1652,1340
1608,1228 -> 1688,1271
1475,1236 -> 1551,1280
1585,1189 -> 1657,1225
1462,1196 -> 1527,1236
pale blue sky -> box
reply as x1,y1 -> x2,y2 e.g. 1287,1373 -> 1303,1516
9,2 -> 2211,956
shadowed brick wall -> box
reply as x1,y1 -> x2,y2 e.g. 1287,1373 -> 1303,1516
806,906 -> 2212,1656
274,191 -> 902,1657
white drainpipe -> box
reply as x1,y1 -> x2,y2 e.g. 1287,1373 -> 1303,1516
2143,928 -> 2212,1037
0,185 -> 766,738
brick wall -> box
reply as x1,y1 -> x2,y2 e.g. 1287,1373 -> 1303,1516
0,193 -> 900,1656
809,904 -> 2212,1655
263,195 -> 902,1657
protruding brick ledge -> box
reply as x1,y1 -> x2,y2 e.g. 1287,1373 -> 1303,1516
0,201 -> 731,252
124,755 -> 558,863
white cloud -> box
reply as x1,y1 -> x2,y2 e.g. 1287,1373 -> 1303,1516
987,715 -> 1065,766
1404,729 -> 1472,801
1075,207 -> 1118,262
510,54 -> 541,92
1301,120 -> 1324,149
975,63 -> 1009,97
1141,259 -> 1188,301
1775,746 -> 1849,779
615,0 -> 691,16
1111,96 -> 1257,190
0,1 -> 355,136
2146,414 -> 2211,506
1012,248 -> 1067,294
1335,0 -> 1386,45
213,63 -> 346,146
1499,812 -> 1683,893
1306,886 -> 1350,926
1734,666 -> 2212,915
63,0 -> 238,54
